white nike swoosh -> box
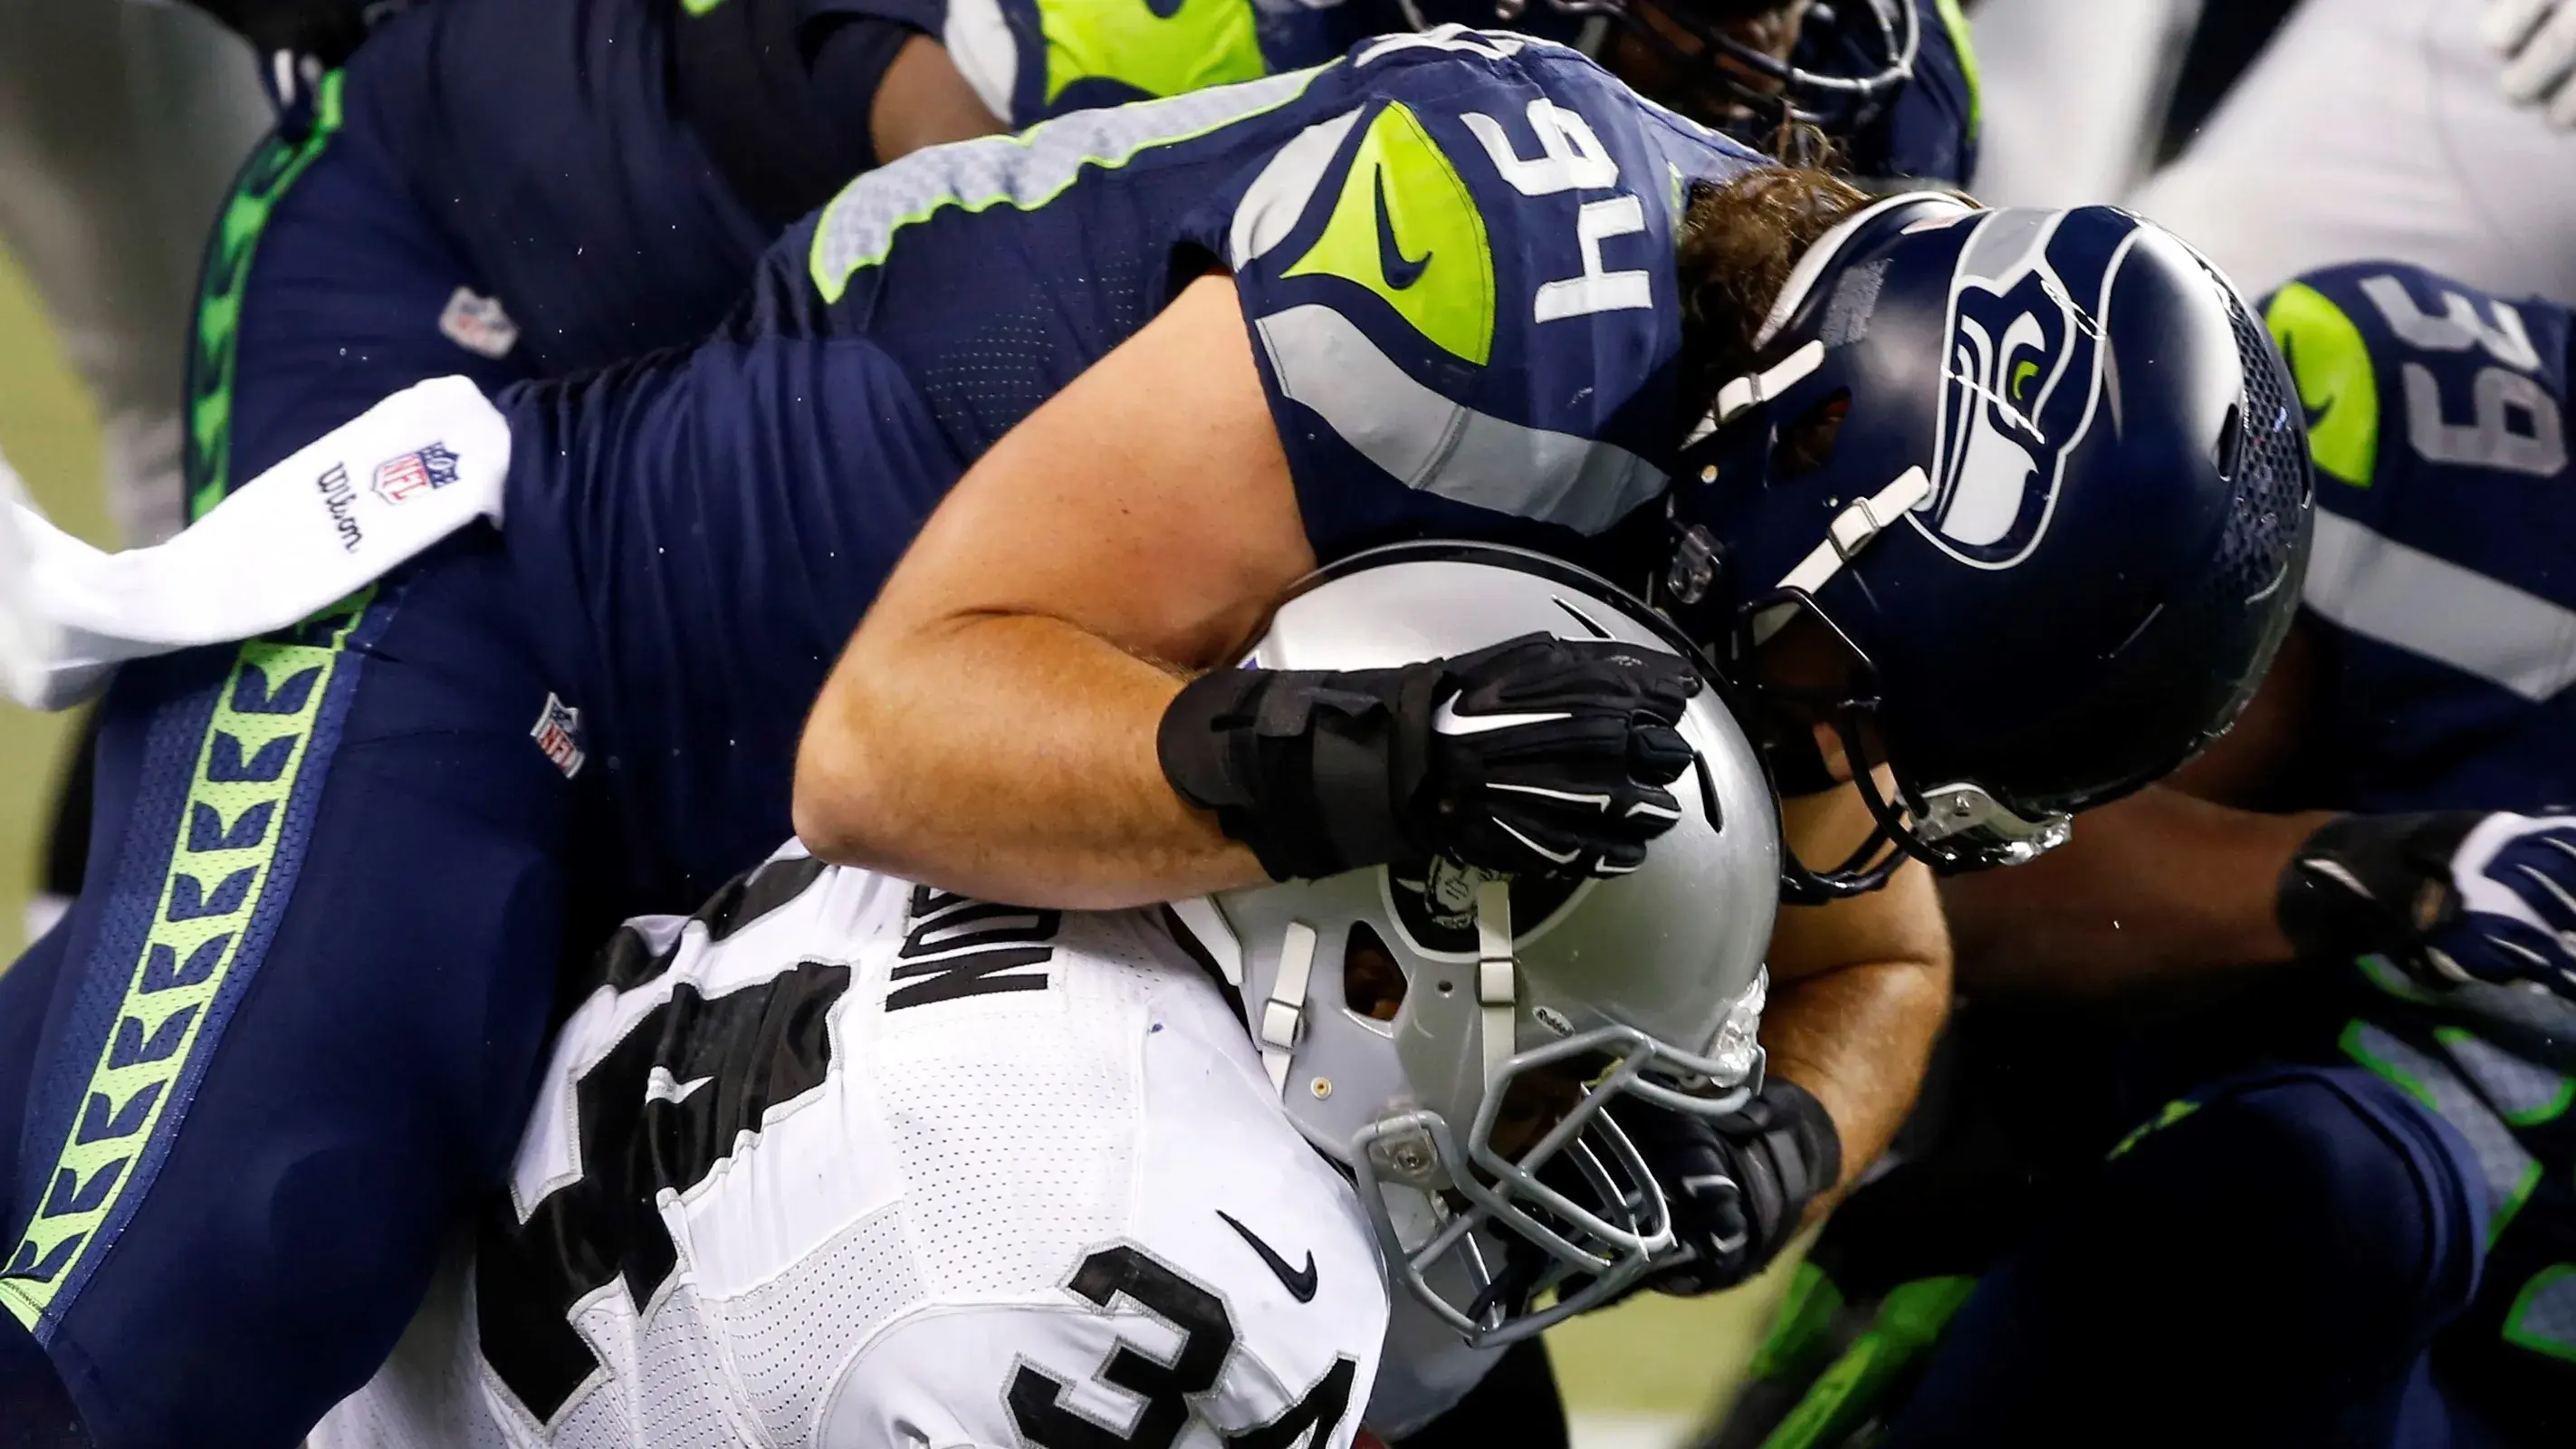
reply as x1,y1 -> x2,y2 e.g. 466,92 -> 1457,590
646,1068 -> 714,1107
1433,691 -> 1573,736
1494,817 -> 1582,866
1488,782 -> 1612,811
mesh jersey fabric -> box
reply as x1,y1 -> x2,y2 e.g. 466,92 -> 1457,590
311,844 -> 1389,1448
754,27 -> 1772,565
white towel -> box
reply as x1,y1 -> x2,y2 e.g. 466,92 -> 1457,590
1,375 -> 511,711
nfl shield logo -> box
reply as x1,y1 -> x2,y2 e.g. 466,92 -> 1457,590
530,693 -> 586,779
372,442 -> 463,505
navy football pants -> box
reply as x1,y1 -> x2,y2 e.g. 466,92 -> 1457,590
1882,1065 -> 2501,1448
0,535 -> 578,1448
3,58 -> 562,1447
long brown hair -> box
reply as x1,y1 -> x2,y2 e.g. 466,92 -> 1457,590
1671,165 -> 1872,437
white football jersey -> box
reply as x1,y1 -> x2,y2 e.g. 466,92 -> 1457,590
313,846 -> 1389,1449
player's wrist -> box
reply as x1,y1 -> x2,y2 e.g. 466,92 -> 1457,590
1156,665 -> 1420,881
2276,811 -> 2472,983
1734,1078 -> 1842,1260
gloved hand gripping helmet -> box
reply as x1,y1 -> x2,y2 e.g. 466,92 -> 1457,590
1175,544 -> 1778,1346
1656,193 -> 2314,900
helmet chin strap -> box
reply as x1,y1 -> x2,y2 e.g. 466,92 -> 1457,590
1682,340 -> 1825,449
1259,920 -> 1318,1096
1476,879 -> 1518,1090
1754,465 -> 1933,645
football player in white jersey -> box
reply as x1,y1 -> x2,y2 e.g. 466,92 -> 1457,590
2121,0 -> 2576,303
310,548 -> 1781,1449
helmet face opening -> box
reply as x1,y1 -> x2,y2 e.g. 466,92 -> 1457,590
1353,1017 -> 1763,1345
1721,590 -> 2073,900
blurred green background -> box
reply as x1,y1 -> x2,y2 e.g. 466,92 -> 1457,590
0,246 -> 107,964
0,244 -> 1794,1442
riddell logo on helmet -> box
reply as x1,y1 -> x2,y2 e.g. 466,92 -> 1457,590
1917,209 -> 2140,569
1384,854 -> 1588,958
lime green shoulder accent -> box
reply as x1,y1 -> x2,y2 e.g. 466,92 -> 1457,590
1931,0 -> 1981,138
809,65 -> 1324,302
2266,281 -> 2380,488
1282,101 -> 1494,367
1042,0 -> 1267,106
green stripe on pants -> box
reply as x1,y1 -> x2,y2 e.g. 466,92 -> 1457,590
0,590 -> 374,1329
184,70 -> 345,523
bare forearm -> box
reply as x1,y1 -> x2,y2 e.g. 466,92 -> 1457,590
1940,787 -> 2332,998
1760,778 -> 1952,1213
794,613 -> 1265,907
1762,869 -> 1951,1211
790,275 -> 1307,907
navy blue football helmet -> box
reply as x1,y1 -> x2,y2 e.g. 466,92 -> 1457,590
1480,0 -> 1920,139
1655,194 -> 2314,900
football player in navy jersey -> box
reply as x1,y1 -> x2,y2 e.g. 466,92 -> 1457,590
1712,260 -> 2576,1446
178,0 -> 1980,523
0,31 -> 2289,1449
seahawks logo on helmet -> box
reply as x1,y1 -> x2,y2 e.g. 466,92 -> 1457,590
1384,854 -> 1591,959
1917,209 -> 2143,569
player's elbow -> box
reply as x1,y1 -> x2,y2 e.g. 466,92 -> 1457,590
792,697 -> 897,868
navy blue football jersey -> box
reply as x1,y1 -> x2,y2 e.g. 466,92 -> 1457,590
2269,264 -> 2576,814
1845,0 -> 1979,187
753,27 -> 1769,562
853,0 -> 1976,184
2266,260 -> 2576,1397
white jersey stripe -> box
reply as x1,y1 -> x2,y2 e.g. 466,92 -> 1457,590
2303,509 -> 2576,703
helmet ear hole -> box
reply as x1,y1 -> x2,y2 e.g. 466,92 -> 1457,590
1343,922 -> 1407,1023
1770,389 -> 1851,480
2213,402 -> 2246,481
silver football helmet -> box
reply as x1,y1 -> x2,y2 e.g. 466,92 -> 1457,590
1173,543 -> 1778,1346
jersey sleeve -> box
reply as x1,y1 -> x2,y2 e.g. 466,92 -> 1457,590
924,0 -> 1355,131
1213,34 -> 1757,563
2264,262 -> 2576,808
2265,262 -> 2574,621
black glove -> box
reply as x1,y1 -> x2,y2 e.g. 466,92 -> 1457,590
2279,810 -> 2576,998
1158,633 -> 1700,881
1614,1080 -> 1842,1297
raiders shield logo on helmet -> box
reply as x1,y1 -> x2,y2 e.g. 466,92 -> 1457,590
1383,853 -> 1591,958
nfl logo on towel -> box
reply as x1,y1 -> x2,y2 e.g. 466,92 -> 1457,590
372,443 -> 463,505
531,693 -> 586,778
